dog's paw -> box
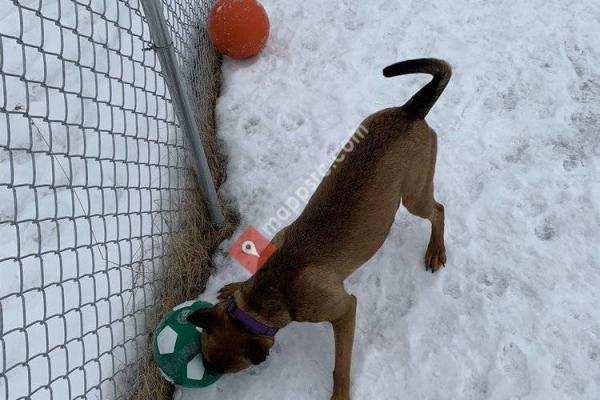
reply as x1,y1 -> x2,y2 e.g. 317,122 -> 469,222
217,282 -> 244,300
425,242 -> 446,273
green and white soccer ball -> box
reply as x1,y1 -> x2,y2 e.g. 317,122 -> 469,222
152,300 -> 223,388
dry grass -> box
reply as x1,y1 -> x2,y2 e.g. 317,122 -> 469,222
125,38 -> 239,399
126,183 -> 238,400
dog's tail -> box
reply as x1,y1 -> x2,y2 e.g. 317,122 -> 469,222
383,58 -> 451,119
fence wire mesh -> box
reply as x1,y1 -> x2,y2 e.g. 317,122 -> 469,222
0,0 -> 218,398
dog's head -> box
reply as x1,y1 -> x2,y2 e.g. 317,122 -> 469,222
186,302 -> 273,374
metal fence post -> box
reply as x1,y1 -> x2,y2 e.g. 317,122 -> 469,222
141,0 -> 225,226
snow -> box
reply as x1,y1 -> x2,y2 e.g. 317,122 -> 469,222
179,0 -> 600,399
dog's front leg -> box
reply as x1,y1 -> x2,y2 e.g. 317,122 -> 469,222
330,294 -> 357,400
217,282 -> 244,300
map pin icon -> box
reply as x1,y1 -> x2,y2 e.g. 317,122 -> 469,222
241,240 -> 260,257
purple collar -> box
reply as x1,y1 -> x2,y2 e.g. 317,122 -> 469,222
227,299 -> 279,338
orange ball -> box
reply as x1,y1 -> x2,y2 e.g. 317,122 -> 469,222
208,0 -> 270,60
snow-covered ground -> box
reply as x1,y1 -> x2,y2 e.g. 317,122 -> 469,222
181,0 -> 600,399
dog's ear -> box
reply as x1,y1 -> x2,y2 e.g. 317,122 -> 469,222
186,308 -> 217,331
245,337 -> 271,365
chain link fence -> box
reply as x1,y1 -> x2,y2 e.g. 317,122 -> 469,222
0,0 -> 220,398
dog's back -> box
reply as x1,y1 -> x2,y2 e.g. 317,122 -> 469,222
273,59 -> 451,277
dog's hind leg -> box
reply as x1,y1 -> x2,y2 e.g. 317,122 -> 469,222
403,192 -> 446,273
424,201 -> 446,272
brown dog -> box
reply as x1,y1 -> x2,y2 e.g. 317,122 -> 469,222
187,58 -> 451,400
